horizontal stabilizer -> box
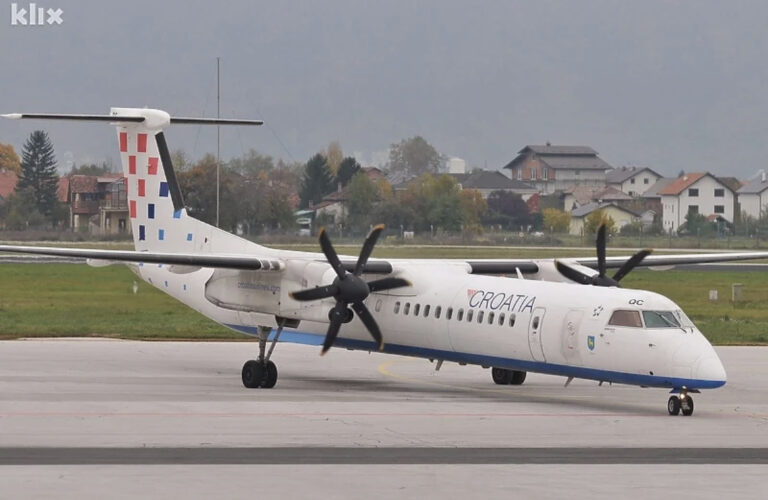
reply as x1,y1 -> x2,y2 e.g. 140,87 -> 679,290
1,113 -> 263,126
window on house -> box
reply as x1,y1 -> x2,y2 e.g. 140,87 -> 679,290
404,302 -> 410,315
688,205 -> 698,215
375,299 -> 382,312
644,178 -> 650,184
714,205 -> 725,214
509,314 -> 516,327
424,304 -> 430,317
630,178 -> 636,184
457,308 -> 464,321
530,169 -> 536,180
714,188 -> 724,197
394,301 -> 401,314
435,306 -> 442,319
689,188 -> 699,197
542,168 -> 548,180
414,304 -> 420,316
477,311 -> 484,323
517,169 -> 522,181
467,309 -> 474,322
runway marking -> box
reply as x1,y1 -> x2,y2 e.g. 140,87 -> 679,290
2,447 -> 768,465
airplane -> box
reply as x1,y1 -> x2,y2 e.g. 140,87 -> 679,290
2,107 -> 767,417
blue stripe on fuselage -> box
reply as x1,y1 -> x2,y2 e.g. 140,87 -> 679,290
225,324 -> 725,391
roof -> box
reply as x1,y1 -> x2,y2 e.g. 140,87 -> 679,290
571,201 -> 640,218
0,170 -> 18,198
641,178 -> 675,198
519,145 -> 597,156
659,173 -> 735,196
450,170 -> 535,191
564,186 -> 632,206
606,166 -> 661,184
717,177 -> 742,193
538,155 -> 613,171
738,175 -> 768,195
56,177 -> 68,202
69,175 -> 99,193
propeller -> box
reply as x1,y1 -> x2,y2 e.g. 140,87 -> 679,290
555,223 -> 652,287
290,224 -> 411,354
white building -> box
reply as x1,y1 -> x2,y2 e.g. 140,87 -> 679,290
659,173 -> 737,232
606,166 -> 662,197
446,157 -> 466,174
737,172 -> 768,220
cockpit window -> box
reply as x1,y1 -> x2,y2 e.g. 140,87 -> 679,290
642,311 -> 681,328
608,310 -> 643,328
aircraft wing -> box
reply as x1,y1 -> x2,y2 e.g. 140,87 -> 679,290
575,251 -> 768,269
0,245 -> 284,271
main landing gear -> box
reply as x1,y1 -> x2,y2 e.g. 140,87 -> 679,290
667,389 -> 696,416
491,367 -> 527,385
242,322 -> 284,389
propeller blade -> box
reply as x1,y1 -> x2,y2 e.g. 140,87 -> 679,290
350,302 -> 384,351
555,260 -> 594,285
596,223 -> 607,278
321,305 -> 347,355
367,277 -> 411,293
611,249 -> 653,283
354,224 -> 385,276
318,228 -> 346,280
290,284 -> 339,301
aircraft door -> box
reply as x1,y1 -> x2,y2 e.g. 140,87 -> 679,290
528,307 -> 546,362
561,309 -> 584,365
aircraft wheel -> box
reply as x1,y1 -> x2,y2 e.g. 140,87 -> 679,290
242,360 -> 264,389
681,395 -> 694,416
492,367 -> 512,385
262,361 -> 278,389
510,370 -> 527,385
667,395 -> 681,416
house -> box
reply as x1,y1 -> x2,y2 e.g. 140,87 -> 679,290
737,172 -> 768,219
449,170 -> 537,199
606,166 -> 662,196
569,202 -> 640,236
659,173 -> 737,232
67,174 -> 130,234
0,168 -> 18,201
502,144 -> 614,194
562,185 -> 632,212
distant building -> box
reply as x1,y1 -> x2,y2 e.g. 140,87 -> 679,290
67,174 -> 130,234
569,202 -> 640,236
502,144 -> 614,194
606,166 -> 662,196
562,185 -> 632,212
737,172 -> 768,219
0,169 -> 18,201
446,157 -> 466,174
449,170 -> 536,199
659,173 -> 738,231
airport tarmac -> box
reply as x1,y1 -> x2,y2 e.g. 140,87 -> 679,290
1,340 -> 767,498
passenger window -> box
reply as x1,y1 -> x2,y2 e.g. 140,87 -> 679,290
499,313 -> 505,326
447,307 -> 453,320
488,312 -> 495,324
457,309 -> 464,321
394,301 -> 400,314
414,304 -> 421,316
467,309 -> 474,322
477,311 -> 484,323
532,316 -> 539,329
509,314 -> 516,327
609,310 -> 643,328
424,305 -> 430,317
435,306 -> 442,319
375,299 -> 382,312
404,303 -> 410,315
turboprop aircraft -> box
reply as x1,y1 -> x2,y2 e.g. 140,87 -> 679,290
3,108 -> 767,416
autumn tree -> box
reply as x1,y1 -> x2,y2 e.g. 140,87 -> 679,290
326,141 -> 344,176
177,154 -> 239,229
542,208 -> 571,233
387,136 -> 442,177
16,130 -> 59,217
400,174 -> 463,232
459,189 -> 488,234
299,153 -> 335,208
0,142 -> 21,174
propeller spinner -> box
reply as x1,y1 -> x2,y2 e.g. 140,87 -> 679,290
555,223 -> 652,287
290,225 -> 410,354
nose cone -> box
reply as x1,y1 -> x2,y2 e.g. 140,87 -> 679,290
694,352 -> 727,388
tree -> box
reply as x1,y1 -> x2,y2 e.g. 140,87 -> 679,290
584,209 -> 617,236
344,172 -> 379,232
229,148 -> 274,176
2,187 -> 47,229
401,174 -> 463,232
326,141 -> 344,176
69,162 -> 114,176
485,190 -> 530,228
177,154 -> 239,229
16,130 -> 59,217
299,153 -> 335,208
0,142 -> 21,174
459,189 -> 487,234
387,136 -> 442,177
336,157 -> 361,187
542,208 -> 571,233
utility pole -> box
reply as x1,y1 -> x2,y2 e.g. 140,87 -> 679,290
216,56 -> 221,228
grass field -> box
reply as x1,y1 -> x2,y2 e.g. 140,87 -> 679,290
1,246 -> 767,344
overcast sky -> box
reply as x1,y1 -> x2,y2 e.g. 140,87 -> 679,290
1,0 -> 767,178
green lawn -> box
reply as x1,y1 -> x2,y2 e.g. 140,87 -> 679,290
1,257 -> 766,344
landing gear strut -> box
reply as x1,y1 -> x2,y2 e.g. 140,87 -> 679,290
491,367 -> 527,385
242,321 -> 284,389
667,390 -> 695,416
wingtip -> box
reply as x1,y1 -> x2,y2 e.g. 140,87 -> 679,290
1,113 -> 21,119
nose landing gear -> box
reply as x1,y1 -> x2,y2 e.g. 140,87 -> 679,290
668,389 -> 696,416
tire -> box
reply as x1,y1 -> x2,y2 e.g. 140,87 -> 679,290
510,371 -> 527,385
242,360 -> 264,389
668,395 -> 681,416
681,395 -> 694,416
492,367 -> 512,385
262,361 -> 278,389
